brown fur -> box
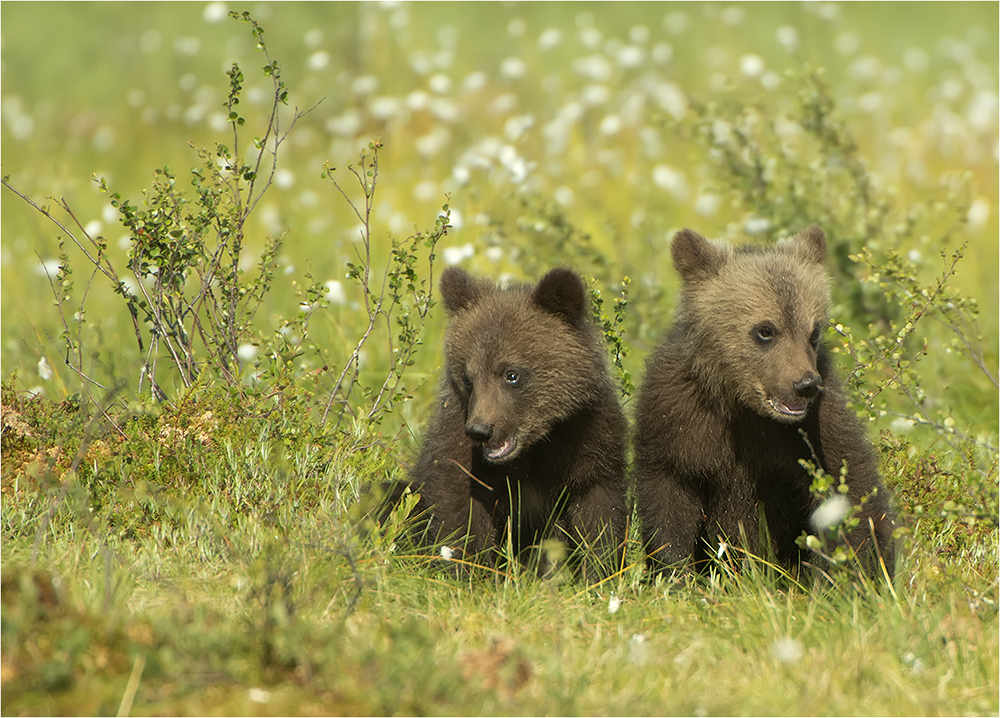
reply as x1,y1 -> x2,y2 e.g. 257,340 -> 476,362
635,227 -> 896,577
410,267 -> 628,580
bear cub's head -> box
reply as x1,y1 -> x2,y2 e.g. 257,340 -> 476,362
672,226 -> 832,423
439,266 -> 604,462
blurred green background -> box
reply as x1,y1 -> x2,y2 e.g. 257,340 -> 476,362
2,1 -> 997,448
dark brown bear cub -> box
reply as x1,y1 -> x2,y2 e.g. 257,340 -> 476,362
410,266 -> 628,580
635,226 -> 896,578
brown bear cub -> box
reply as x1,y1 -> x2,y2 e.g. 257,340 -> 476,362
635,226 -> 896,578
410,266 -> 628,580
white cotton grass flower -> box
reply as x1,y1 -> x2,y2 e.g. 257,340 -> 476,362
440,545 -> 455,560
967,198 -> 991,228
694,193 -> 720,217
579,26 -> 603,50
325,280 -> 346,305
203,2 -> 227,23
308,51 -> 330,71
617,45 -> 645,69
499,57 -> 527,80
462,71 -> 488,92
652,43 -> 674,64
237,344 -> 258,363
35,258 -> 62,277
628,634 -> 648,665
38,357 -> 53,381
504,114 -> 534,141
890,417 -> 915,433
652,164 -> 689,200
413,180 -> 439,202
630,25 -> 650,44
443,244 -> 475,266
428,73 -> 452,94
247,688 -> 272,704
810,494 -> 851,531
274,168 -> 295,189
744,216 -> 771,234
607,594 -> 621,614
739,54 -> 765,78
772,636 -> 804,663
538,28 -> 562,51
777,25 -> 800,53
581,84 -> 611,107
369,96 -> 402,121
352,75 -> 379,96
599,114 -> 623,136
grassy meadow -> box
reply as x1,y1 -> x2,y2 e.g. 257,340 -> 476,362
2,2 -> 998,715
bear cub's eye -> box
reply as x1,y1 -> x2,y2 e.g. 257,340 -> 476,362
753,323 -> 776,345
809,324 -> 822,348
504,370 -> 520,386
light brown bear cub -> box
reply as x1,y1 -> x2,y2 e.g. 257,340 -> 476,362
635,226 -> 896,577
411,266 -> 628,580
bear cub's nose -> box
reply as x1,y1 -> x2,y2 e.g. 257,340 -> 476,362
465,423 -> 493,443
793,375 -> 823,399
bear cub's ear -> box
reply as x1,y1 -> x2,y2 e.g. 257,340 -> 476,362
439,267 -> 485,314
778,225 -> 826,265
671,228 -> 728,281
533,267 -> 587,326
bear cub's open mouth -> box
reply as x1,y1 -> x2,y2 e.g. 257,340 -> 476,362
484,435 -> 518,461
768,396 -> 809,418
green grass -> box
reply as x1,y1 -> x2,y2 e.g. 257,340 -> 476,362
2,383 -> 996,716
2,3 -> 998,715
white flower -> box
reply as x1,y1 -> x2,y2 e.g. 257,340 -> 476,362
967,198 -> 991,228
651,81 -> 688,120
325,280 -> 346,305
428,73 -> 452,94
443,244 -> 475,266
579,26 -> 603,49
369,96 -> 402,121
440,545 -> 455,560
716,541 -> 728,559
274,169 -> 295,189
38,357 -> 53,381
499,57 -> 527,80
247,688 -> 272,704
599,114 -> 623,136
538,28 -> 562,51
694,193 -> 720,217
776,25 -> 799,53
413,180 -> 438,202
744,216 -> 771,234
462,71 -> 488,92
308,51 -> 330,71
352,75 -> 379,96
553,186 -> 576,207
628,634 -> 648,665
504,114 -> 535,141
652,42 -> 674,64
574,54 -> 613,82
203,2 -> 228,23
739,54 -> 765,78
810,494 -> 851,531
772,636 -> 804,663
617,45 -> 645,68
581,84 -> 611,107
35,258 -> 62,277
237,344 -> 258,363
608,594 -> 621,614
652,164 -> 688,200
